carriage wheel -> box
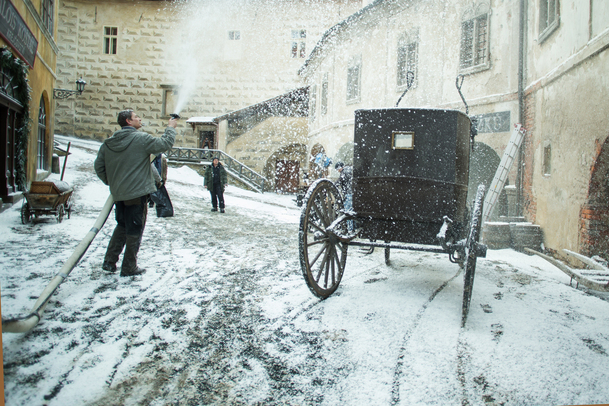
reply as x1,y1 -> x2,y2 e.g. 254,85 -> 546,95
57,205 -> 65,223
21,203 -> 31,224
461,184 -> 485,327
299,179 -> 348,299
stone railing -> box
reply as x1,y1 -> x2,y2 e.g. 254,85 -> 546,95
166,148 -> 267,193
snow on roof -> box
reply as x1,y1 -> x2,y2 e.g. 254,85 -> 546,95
185,116 -> 217,124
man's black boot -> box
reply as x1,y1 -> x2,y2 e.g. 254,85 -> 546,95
103,226 -> 126,273
120,235 -> 146,276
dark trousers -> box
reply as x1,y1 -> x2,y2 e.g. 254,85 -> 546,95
104,196 -> 148,271
210,183 -> 225,209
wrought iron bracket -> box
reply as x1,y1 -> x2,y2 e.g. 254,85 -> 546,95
53,89 -> 81,99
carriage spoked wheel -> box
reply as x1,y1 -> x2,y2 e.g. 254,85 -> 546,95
21,203 -> 31,224
461,184 -> 486,327
299,179 -> 349,299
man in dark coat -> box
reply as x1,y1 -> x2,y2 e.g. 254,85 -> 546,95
204,157 -> 228,213
94,110 -> 176,276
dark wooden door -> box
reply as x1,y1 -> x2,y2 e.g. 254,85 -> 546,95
0,105 -> 17,197
276,160 -> 299,193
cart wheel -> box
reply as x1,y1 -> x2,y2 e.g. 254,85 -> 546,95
57,204 -> 65,223
461,184 -> 485,327
299,179 -> 348,298
385,245 -> 390,265
21,203 -> 31,224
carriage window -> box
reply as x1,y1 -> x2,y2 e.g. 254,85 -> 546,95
392,131 -> 414,150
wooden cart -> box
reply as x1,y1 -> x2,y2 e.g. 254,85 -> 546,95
21,180 -> 73,224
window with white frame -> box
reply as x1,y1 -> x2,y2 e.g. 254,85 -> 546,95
346,55 -> 361,104
42,0 -> 54,34
37,97 -> 47,170
397,30 -> 418,89
321,73 -> 328,116
291,30 -> 306,58
459,3 -> 490,73
309,84 -> 317,122
228,30 -> 241,40
104,27 -> 118,55
539,0 -> 559,43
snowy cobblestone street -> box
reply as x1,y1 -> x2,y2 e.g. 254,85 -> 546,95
1,137 -> 609,405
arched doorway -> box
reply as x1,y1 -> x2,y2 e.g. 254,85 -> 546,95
335,141 -> 354,166
264,143 -> 307,193
580,136 -> 609,259
468,142 -> 508,220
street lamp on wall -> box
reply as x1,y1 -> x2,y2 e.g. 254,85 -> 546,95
53,77 -> 87,99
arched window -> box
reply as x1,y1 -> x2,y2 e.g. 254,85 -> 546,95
37,97 -> 47,170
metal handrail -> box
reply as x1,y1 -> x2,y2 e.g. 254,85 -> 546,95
166,147 -> 267,193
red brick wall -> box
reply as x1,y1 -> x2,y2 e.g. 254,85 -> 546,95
580,136 -> 609,258
522,90 -> 537,222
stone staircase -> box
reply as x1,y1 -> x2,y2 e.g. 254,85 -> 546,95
166,148 -> 268,193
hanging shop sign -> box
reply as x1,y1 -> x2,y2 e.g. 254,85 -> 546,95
0,0 -> 38,68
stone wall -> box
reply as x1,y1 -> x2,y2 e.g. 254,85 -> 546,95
54,0 -> 362,142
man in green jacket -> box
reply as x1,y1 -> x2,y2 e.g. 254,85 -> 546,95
94,110 -> 177,276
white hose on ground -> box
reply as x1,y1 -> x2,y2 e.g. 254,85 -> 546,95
2,194 -> 114,333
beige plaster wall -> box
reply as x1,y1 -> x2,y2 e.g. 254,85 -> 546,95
303,0 -> 520,181
224,116 -> 308,179
300,0 -> 609,254
54,0 -> 362,142
527,50 -> 609,252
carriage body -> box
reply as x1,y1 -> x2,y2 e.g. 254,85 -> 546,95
299,107 -> 486,326
353,108 -> 472,244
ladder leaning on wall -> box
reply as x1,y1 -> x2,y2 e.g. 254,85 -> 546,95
482,123 -> 527,224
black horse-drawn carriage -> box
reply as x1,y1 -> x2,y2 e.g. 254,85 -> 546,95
299,107 -> 487,326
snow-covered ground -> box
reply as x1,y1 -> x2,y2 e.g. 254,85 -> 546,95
1,135 -> 609,405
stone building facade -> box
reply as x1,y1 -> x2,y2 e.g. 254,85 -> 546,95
1,0 -> 59,203
299,0 -> 609,258
53,0 -> 362,143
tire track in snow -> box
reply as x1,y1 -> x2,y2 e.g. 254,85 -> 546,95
390,267 -> 462,404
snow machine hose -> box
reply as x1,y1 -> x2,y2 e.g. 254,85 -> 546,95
2,194 -> 115,333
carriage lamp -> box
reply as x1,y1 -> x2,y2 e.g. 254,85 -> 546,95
53,77 -> 87,99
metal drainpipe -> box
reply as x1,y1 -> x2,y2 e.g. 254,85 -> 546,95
516,0 -> 527,217
2,195 -> 114,333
